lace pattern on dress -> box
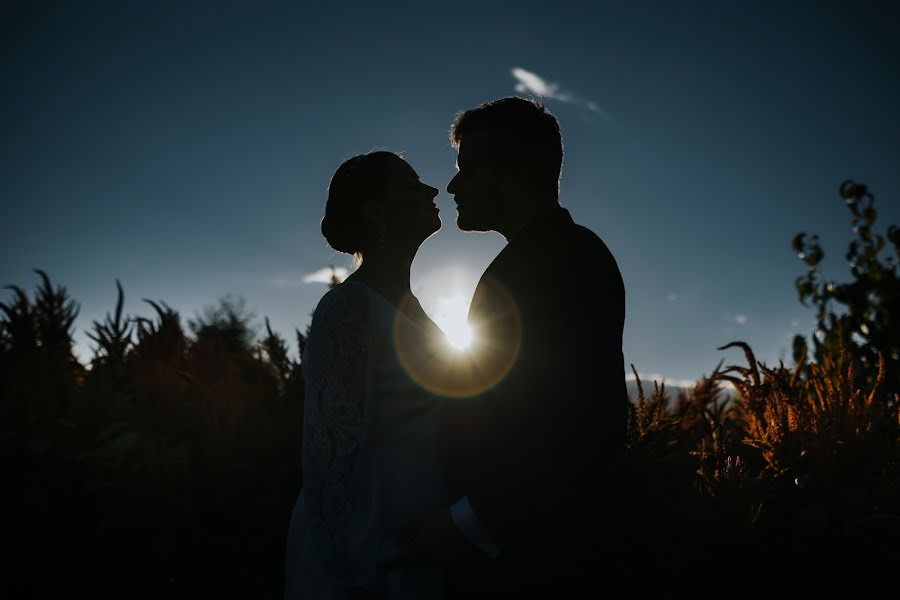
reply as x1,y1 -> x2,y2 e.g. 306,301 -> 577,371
301,285 -> 371,561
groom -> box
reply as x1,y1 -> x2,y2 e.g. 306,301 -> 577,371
383,97 -> 627,596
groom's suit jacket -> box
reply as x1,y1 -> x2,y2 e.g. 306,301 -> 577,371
446,205 -> 627,561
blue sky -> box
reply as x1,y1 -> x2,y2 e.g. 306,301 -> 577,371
3,1 -> 899,385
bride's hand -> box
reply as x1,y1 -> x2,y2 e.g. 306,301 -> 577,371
377,509 -> 477,568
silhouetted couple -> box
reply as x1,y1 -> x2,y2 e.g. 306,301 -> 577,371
285,97 -> 627,599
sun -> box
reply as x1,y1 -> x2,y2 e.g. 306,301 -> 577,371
432,294 -> 474,351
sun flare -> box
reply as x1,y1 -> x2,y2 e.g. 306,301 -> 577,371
432,294 -> 474,351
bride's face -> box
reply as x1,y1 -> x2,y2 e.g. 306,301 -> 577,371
380,156 -> 441,245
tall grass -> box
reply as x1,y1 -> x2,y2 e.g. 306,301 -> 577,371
1,274 -> 304,598
2,184 -> 899,595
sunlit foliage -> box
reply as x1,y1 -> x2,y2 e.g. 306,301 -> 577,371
793,180 -> 900,397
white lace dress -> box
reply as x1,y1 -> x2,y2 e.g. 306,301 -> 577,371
285,281 -> 448,599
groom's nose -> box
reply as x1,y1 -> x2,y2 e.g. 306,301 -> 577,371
447,172 -> 459,195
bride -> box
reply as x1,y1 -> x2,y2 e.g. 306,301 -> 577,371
285,151 -> 451,599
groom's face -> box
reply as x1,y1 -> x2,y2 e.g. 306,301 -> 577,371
447,131 -> 506,232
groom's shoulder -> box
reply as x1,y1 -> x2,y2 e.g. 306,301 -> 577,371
563,221 -> 625,295
566,220 -> 619,265
546,208 -> 612,253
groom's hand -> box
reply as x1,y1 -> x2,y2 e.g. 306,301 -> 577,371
377,509 -> 479,568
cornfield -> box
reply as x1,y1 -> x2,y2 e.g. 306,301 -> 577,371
3,182 -> 899,597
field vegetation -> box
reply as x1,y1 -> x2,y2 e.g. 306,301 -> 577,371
2,181 -> 897,596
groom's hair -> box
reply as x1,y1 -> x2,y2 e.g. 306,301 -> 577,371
450,96 -> 563,199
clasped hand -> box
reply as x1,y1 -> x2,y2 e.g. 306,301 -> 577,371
377,509 -> 481,569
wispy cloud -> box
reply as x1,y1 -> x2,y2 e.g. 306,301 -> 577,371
625,371 -> 698,389
511,67 -> 612,121
302,266 -> 349,285
272,267 -> 350,288
625,371 -> 738,395
724,312 -> 748,325
512,67 -> 570,100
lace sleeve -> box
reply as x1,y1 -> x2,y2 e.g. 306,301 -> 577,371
301,284 -> 372,561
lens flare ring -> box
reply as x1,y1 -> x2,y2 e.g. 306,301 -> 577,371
393,277 -> 521,398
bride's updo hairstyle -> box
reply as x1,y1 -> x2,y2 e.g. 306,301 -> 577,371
321,151 -> 399,256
